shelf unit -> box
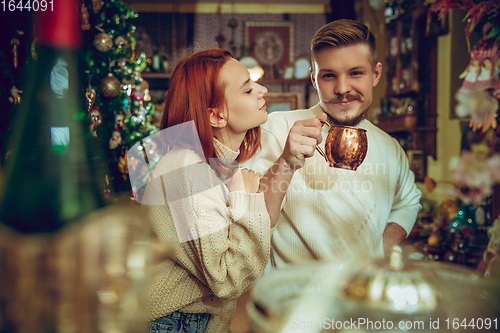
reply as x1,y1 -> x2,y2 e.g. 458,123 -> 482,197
141,72 -> 171,90
378,4 -> 437,159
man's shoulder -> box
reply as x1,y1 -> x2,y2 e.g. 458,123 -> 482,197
363,120 -> 398,144
362,120 -> 405,159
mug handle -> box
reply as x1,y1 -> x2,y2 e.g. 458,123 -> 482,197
316,120 -> 330,162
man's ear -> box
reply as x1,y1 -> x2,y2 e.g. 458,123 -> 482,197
310,67 -> 317,90
373,62 -> 382,87
209,107 -> 227,128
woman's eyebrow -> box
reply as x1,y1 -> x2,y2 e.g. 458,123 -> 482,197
240,78 -> 251,89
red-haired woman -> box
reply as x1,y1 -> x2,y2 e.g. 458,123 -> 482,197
144,48 -> 271,333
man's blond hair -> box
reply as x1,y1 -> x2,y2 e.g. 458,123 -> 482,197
311,19 -> 378,70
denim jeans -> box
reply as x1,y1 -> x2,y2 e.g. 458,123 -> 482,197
148,311 -> 211,333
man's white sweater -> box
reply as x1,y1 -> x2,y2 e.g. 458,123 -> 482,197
244,104 -> 421,267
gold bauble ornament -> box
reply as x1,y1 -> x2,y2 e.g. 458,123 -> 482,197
93,32 -> 113,53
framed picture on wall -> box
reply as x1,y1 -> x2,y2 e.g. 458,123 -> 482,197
265,93 -> 301,114
244,21 -> 294,70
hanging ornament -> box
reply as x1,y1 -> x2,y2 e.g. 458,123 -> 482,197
137,105 -> 147,118
10,38 -> 19,68
30,38 -> 38,61
455,88 -> 498,132
117,112 -> 125,126
84,70 -> 96,110
109,127 -> 123,149
143,88 -> 151,102
81,3 -> 90,30
459,38 -> 500,92
114,36 -> 126,48
85,86 -> 96,111
135,52 -> 148,72
139,78 -> 151,102
101,73 -> 121,98
93,32 -> 113,52
117,57 -> 128,69
89,106 -> 103,126
129,42 -> 136,62
118,153 -> 129,175
91,0 -> 103,13
121,74 -> 135,85
8,86 -> 22,104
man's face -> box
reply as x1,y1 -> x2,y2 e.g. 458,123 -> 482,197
311,44 -> 382,126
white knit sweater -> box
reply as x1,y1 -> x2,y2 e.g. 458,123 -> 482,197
243,104 -> 421,267
144,138 -> 271,333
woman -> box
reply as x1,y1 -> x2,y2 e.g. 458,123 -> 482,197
145,48 -> 270,333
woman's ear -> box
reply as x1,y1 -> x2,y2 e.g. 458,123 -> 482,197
209,107 -> 227,128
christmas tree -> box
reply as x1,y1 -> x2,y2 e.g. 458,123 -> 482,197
80,0 -> 158,193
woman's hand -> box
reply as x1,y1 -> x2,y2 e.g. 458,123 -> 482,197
226,168 -> 262,193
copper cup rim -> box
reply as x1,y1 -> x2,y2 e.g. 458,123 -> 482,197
324,122 -> 367,133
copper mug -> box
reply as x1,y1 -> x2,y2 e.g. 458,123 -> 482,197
316,122 -> 368,171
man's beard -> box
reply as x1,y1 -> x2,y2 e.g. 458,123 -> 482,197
323,93 -> 368,127
327,109 -> 367,127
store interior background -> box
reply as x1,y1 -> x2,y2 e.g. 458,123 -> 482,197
0,1 -> 499,332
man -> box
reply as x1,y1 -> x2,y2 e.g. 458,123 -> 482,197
245,19 -> 422,268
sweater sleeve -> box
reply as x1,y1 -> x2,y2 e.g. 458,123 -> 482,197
388,141 -> 422,236
162,159 -> 271,300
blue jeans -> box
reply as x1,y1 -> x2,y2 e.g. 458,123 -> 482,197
148,311 -> 211,333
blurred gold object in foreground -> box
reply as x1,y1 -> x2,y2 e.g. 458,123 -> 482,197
249,246 -> 500,333
0,204 -> 168,333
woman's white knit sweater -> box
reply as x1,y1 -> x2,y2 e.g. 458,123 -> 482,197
144,139 -> 271,333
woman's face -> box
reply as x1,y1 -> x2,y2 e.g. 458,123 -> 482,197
218,58 -> 268,140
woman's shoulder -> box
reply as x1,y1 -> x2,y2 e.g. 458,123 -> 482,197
152,148 -> 205,179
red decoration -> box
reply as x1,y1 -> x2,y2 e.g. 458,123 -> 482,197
130,87 -> 143,101
38,0 -> 81,49
427,0 -> 500,47
89,107 -> 102,126
81,4 -> 91,30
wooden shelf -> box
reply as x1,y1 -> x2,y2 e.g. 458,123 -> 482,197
140,72 -> 171,90
141,72 -> 171,79
378,112 -> 418,133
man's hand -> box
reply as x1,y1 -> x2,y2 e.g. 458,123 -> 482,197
383,222 -> 407,258
281,112 -> 327,170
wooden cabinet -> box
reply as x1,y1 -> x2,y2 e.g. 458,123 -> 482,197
378,4 -> 437,159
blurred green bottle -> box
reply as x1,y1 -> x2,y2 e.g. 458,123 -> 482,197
1,0 -> 107,233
